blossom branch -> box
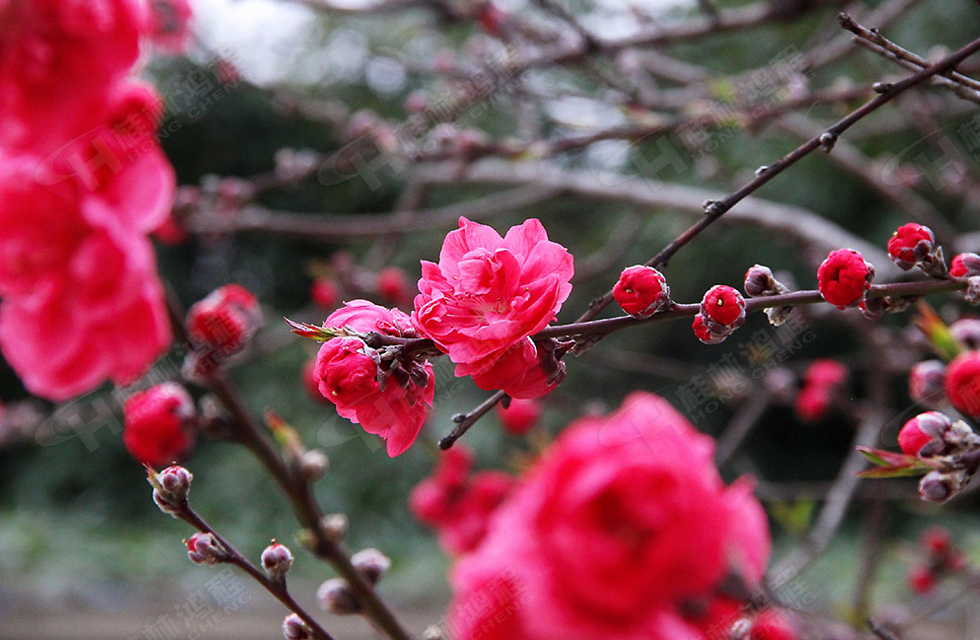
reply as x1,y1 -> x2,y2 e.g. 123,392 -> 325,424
167,498 -> 336,640
164,293 -> 415,640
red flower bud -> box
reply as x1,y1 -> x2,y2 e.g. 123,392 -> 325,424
944,351 -> 980,418
613,265 -> 670,318
887,223 -> 935,270
311,278 -> 339,311
377,267 -> 410,305
187,284 -> 262,356
692,314 -> 728,345
700,285 -> 746,328
496,398 -> 541,435
123,383 -> 196,467
950,253 -> 980,278
803,359 -> 847,388
795,386 -> 831,423
908,565 -> 936,594
817,249 -> 874,309
898,411 -> 952,456
743,264 -> 777,297
151,465 -> 194,516
908,360 -> 945,405
750,610 -> 797,640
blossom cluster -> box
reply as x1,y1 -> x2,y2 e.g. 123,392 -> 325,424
0,0 -> 184,400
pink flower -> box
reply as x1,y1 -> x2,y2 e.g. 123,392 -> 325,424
413,217 -> 573,381
377,266 -> 411,306
613,265 -> 669,318
448,392 -> 770,640
468,337 -> 563,399
312,301 -> 433,457
0,0 -> 144,150
187,284 -> 262,357
123,382 -> 196,467
496,398 -> 541,435
145,0 -> 194,53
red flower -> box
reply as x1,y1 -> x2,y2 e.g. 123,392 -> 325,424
750,610 -> 798,640
944,351 -> 980,418
950,253 -> 980,278
795,386 -> 830,423
693,313 -> 727,345
469,338 -> 563,399
817,249 -> 874,309
803,359 -> 847,387
410,446 -> 514,554
312,301 -> 434,457
448,393 -> 770,640
496,398 -> 541,435
613,265 -> 670,318
412,217 -> 573,382
887,223 -> 934,270
908,565 -> 936,595
123,383 -> 196,467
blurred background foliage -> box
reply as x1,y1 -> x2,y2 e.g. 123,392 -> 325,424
3,0 -> 980,626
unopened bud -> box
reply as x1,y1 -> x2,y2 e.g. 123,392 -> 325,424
321,513 -> 348,543
185,532 -> 228,565
951,319 -> 980,350
908,360 -> 946,406
282,613 -> 312,640
151,465 -> 193,517
898,411 -> 952,457
965,276 -> 980,306
950,252 -> 980,278
261,542 -> 294,582
351,548 -> 391,586
301,450 -> 329,481
317,578 -> 361,614
919,470 -> 954,503
743,264 -> 777,297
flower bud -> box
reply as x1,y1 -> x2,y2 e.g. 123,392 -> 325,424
496,398 -> 541,435
919,470 -> 954,503
282,613 -> 312,640
944,351 -> 980,418
966,276 -> 980,306
377,267 -> 411,305
317,578 -> 361,614
123,383 -> 196,467
311,278 -> 340,311
613,265 -> 670,318
730,618 -> 751,640
921,526 -> 953,557
151,465 -> 193,517
301,450 -> 329,481
908,565 -> 936,594
186,284 -> 262,357
261,542 -> 294,582
743,264 -> 778,297
950,252 -> 980,278
185,532 -> 227,565
692,314 -> 729,345
700,285 -> 746,331
908,359 -> 945,406
887,223 -> 935,270
817,249 -> 874,309
423,626 -> 447,640
898,411 -> 952,456
351,548 -> 391,586
950,319 -> 980,350
795,386 -> 831,423
321,513 -> 349,543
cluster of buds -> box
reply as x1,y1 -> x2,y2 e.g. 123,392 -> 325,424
692,285 -> 746,344
794,360 -> 848,423
817,249 -> 875,310
184,532 -> 229,565
887,223 -> 946,277
907,527 -> 967,594
316,548 -> 391,614
613,265 -> 671,318
123,383 -> 197,467
148,465 -> 193,518
309,253 -> 413,313
897,411 -> 980,503
743,264 -> 794,326
949,253 -> 980,305
261,542 -> 294,586
185,284 -> 263,380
